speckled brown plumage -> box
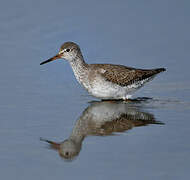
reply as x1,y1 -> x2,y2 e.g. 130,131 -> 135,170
89,64 -> 166,87
100,113 -> 163,134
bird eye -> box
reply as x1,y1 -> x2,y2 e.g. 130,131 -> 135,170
66,49 -> 70,52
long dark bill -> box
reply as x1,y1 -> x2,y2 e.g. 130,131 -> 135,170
40,54 -> 61,65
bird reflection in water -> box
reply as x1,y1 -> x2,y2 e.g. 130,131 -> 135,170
41,100 -> 164,160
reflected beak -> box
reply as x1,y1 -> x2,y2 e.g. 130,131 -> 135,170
40,54 -> 62,65
40,138 -> 60,150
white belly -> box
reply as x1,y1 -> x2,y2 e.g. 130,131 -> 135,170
88,78 -> 132,99
87,76 -> 153,100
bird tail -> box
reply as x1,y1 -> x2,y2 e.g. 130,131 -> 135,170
154,68 -> 166,73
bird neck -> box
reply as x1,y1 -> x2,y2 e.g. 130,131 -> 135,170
69,53 -> 89,87
69,52 -> 88,70
68,125 -> 85,146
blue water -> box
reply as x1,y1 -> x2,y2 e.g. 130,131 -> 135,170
0,0 -> 190,179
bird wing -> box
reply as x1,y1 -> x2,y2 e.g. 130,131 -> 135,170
91,64 -> 165,87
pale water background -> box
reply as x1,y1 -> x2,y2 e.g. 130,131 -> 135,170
0,0 -> 190,179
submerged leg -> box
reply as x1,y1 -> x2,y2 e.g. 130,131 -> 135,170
122,95 -> 132,101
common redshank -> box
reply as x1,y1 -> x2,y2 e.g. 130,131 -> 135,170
40,42 -> 166,100
40,101 -> 163,159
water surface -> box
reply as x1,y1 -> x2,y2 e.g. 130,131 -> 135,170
0,0 -> 190,179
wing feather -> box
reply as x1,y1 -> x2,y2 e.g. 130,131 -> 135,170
90,64 -> 165,87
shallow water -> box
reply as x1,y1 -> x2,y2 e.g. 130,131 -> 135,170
0,0 -> 190,179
